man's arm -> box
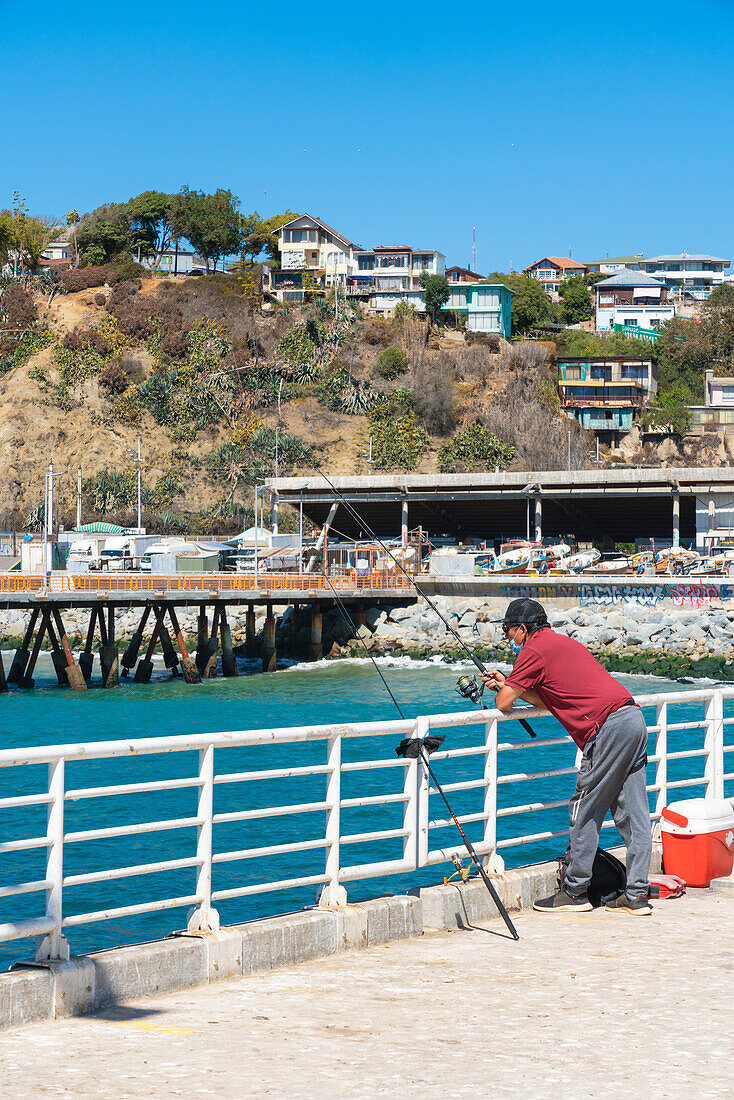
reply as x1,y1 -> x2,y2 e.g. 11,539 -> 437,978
482,670 -> 545,712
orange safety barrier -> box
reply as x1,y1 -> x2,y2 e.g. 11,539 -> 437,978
0,574 -> 44,592
49,572 -> 417,595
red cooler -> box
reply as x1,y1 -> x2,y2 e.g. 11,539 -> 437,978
661,798 -> 734,887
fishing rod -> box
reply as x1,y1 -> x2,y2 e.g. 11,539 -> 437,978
313,467 -> 536,738
322,572 -> 520,940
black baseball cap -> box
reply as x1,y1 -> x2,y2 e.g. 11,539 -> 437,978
498,598 -> 546,625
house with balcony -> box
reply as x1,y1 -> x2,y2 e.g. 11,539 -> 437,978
641,253 -> 730,301
688,370 -> 734,435
557,356 -> 657,439
269,214 -> 361,302
355,247 -> 445,315
523,256 -> 588,298
594,270 -> 675,332
443,283 -> 513,339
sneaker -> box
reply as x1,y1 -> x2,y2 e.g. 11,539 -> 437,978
533,888 -> 593,913
605,892 -> 652,916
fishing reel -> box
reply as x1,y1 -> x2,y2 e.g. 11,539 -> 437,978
455,674 -> 485,705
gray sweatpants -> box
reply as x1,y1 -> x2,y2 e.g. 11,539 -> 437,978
565,704 -> 652,899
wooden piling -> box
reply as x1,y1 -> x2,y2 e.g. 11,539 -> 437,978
8,608 -> 40,686
262,604 -> 277,672
20,609 -> 50,688
245,606 -> 257,659
134,609 -> 161,683
309,609 -> 323,661
0,648 -> 8,694
168,606 -> 201,684
79,609 -> 98,684
51,608 -> 87,692
195,606 -> 210,672
203,606 -> 220,679
122,606 -> 151,677
220,605 -> 237,677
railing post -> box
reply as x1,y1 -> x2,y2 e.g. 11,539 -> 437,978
415,716 -> 430,867
187,743 -> 220,932
655,701 -> 668,817
704,690 -> 725,799
319,734 -> 347,906
36,757 -> 70,961
483,715 -> 504,873
402,731 -> 419,871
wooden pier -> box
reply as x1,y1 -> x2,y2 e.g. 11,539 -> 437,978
0,574 -> 416,692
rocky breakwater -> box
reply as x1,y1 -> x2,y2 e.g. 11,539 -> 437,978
339,597 -> 734,681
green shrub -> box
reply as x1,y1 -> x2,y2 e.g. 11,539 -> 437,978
438,422 -> 515,473
375,345 -> 409,379
368,411 -> 429,471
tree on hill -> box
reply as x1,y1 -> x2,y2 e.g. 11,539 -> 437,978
170,188 -> 243,273
641,383 -> 695,435
125,191 -> 174,270
0,210 -> 14,270
419,271 -> 450,328
558,275 -> 592,323
21,215 -> 62,273
483,272 -> 558,335
240,211 -> 298,265
584,272 -> 607,287
76,203 -> 131,266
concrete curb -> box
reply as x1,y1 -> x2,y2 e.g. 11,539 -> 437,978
0,864 -> 552,1031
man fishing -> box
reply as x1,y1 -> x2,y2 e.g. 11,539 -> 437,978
482,598 -> 652,916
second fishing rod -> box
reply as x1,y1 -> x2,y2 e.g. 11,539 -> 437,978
311,468 -> 537,739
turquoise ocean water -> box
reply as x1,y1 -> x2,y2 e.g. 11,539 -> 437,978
0,654 -> 730,969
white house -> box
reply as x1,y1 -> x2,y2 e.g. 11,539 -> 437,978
594,270 -> 675,332
357,247 -> 445,315
641,253 -> 730,300
273,214 -> 359,295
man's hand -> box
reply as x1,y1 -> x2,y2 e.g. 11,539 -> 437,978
481,670 -> 506,694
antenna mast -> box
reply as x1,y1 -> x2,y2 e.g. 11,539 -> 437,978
471,225 -> 477,273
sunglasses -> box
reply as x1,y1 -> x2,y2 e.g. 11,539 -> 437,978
502,622 -> 524,637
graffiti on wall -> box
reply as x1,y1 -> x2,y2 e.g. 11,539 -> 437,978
498,583 -> 733,607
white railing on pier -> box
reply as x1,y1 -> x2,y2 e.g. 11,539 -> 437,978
0,687 -> 732,960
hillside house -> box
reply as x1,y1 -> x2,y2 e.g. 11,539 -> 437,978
594,270 -> 675,332
523,256 -> 588,298
443,283 -> 513,339
689,370 -> 734,435
641,253 -> 730,301
557,356 -> 657,439
446,266 -> 484,284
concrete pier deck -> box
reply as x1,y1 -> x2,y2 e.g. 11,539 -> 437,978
1,889 -> 731,1098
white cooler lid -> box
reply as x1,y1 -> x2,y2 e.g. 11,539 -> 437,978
661,797 -> 734,835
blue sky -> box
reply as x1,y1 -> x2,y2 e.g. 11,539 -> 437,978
2,0 -> 732,271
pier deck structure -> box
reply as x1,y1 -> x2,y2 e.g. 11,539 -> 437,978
0,573 -> 416,690
267,465 -> 734,548
1,889 -> 731,1097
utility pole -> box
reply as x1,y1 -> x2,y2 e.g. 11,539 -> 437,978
76,465 -> 82,528
299,488 -> 303,576
567,431 -> 571,471
43,468 -> 49,587
137,437 -> 142,530
368,437 -> 373,475
275,427 -> 279,480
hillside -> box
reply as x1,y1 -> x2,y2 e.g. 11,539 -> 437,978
0,271 -> 729,532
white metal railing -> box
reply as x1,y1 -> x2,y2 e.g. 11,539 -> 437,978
0,688 -> 731,961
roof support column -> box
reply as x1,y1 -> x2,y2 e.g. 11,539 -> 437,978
534,495 -> 542,543
672,491 -> 680,548
401,498 -> 408,548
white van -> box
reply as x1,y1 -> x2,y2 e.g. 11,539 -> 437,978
101,536 -> 137,571
139,539 -> 191,572
66,540 -> 103,572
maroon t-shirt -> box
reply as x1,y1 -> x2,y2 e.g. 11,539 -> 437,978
504,628 -> 634,748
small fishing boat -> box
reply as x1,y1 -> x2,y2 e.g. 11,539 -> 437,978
491,547 -> 532,574
653,547 -> 699,575
687,556 -> 723,576
561,548 -> 601,573
589,554 -> 633,575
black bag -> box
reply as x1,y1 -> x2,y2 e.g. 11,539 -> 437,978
557,846 -> 627,907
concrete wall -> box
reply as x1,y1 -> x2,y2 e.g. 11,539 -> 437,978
0,860 -> 565,1031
